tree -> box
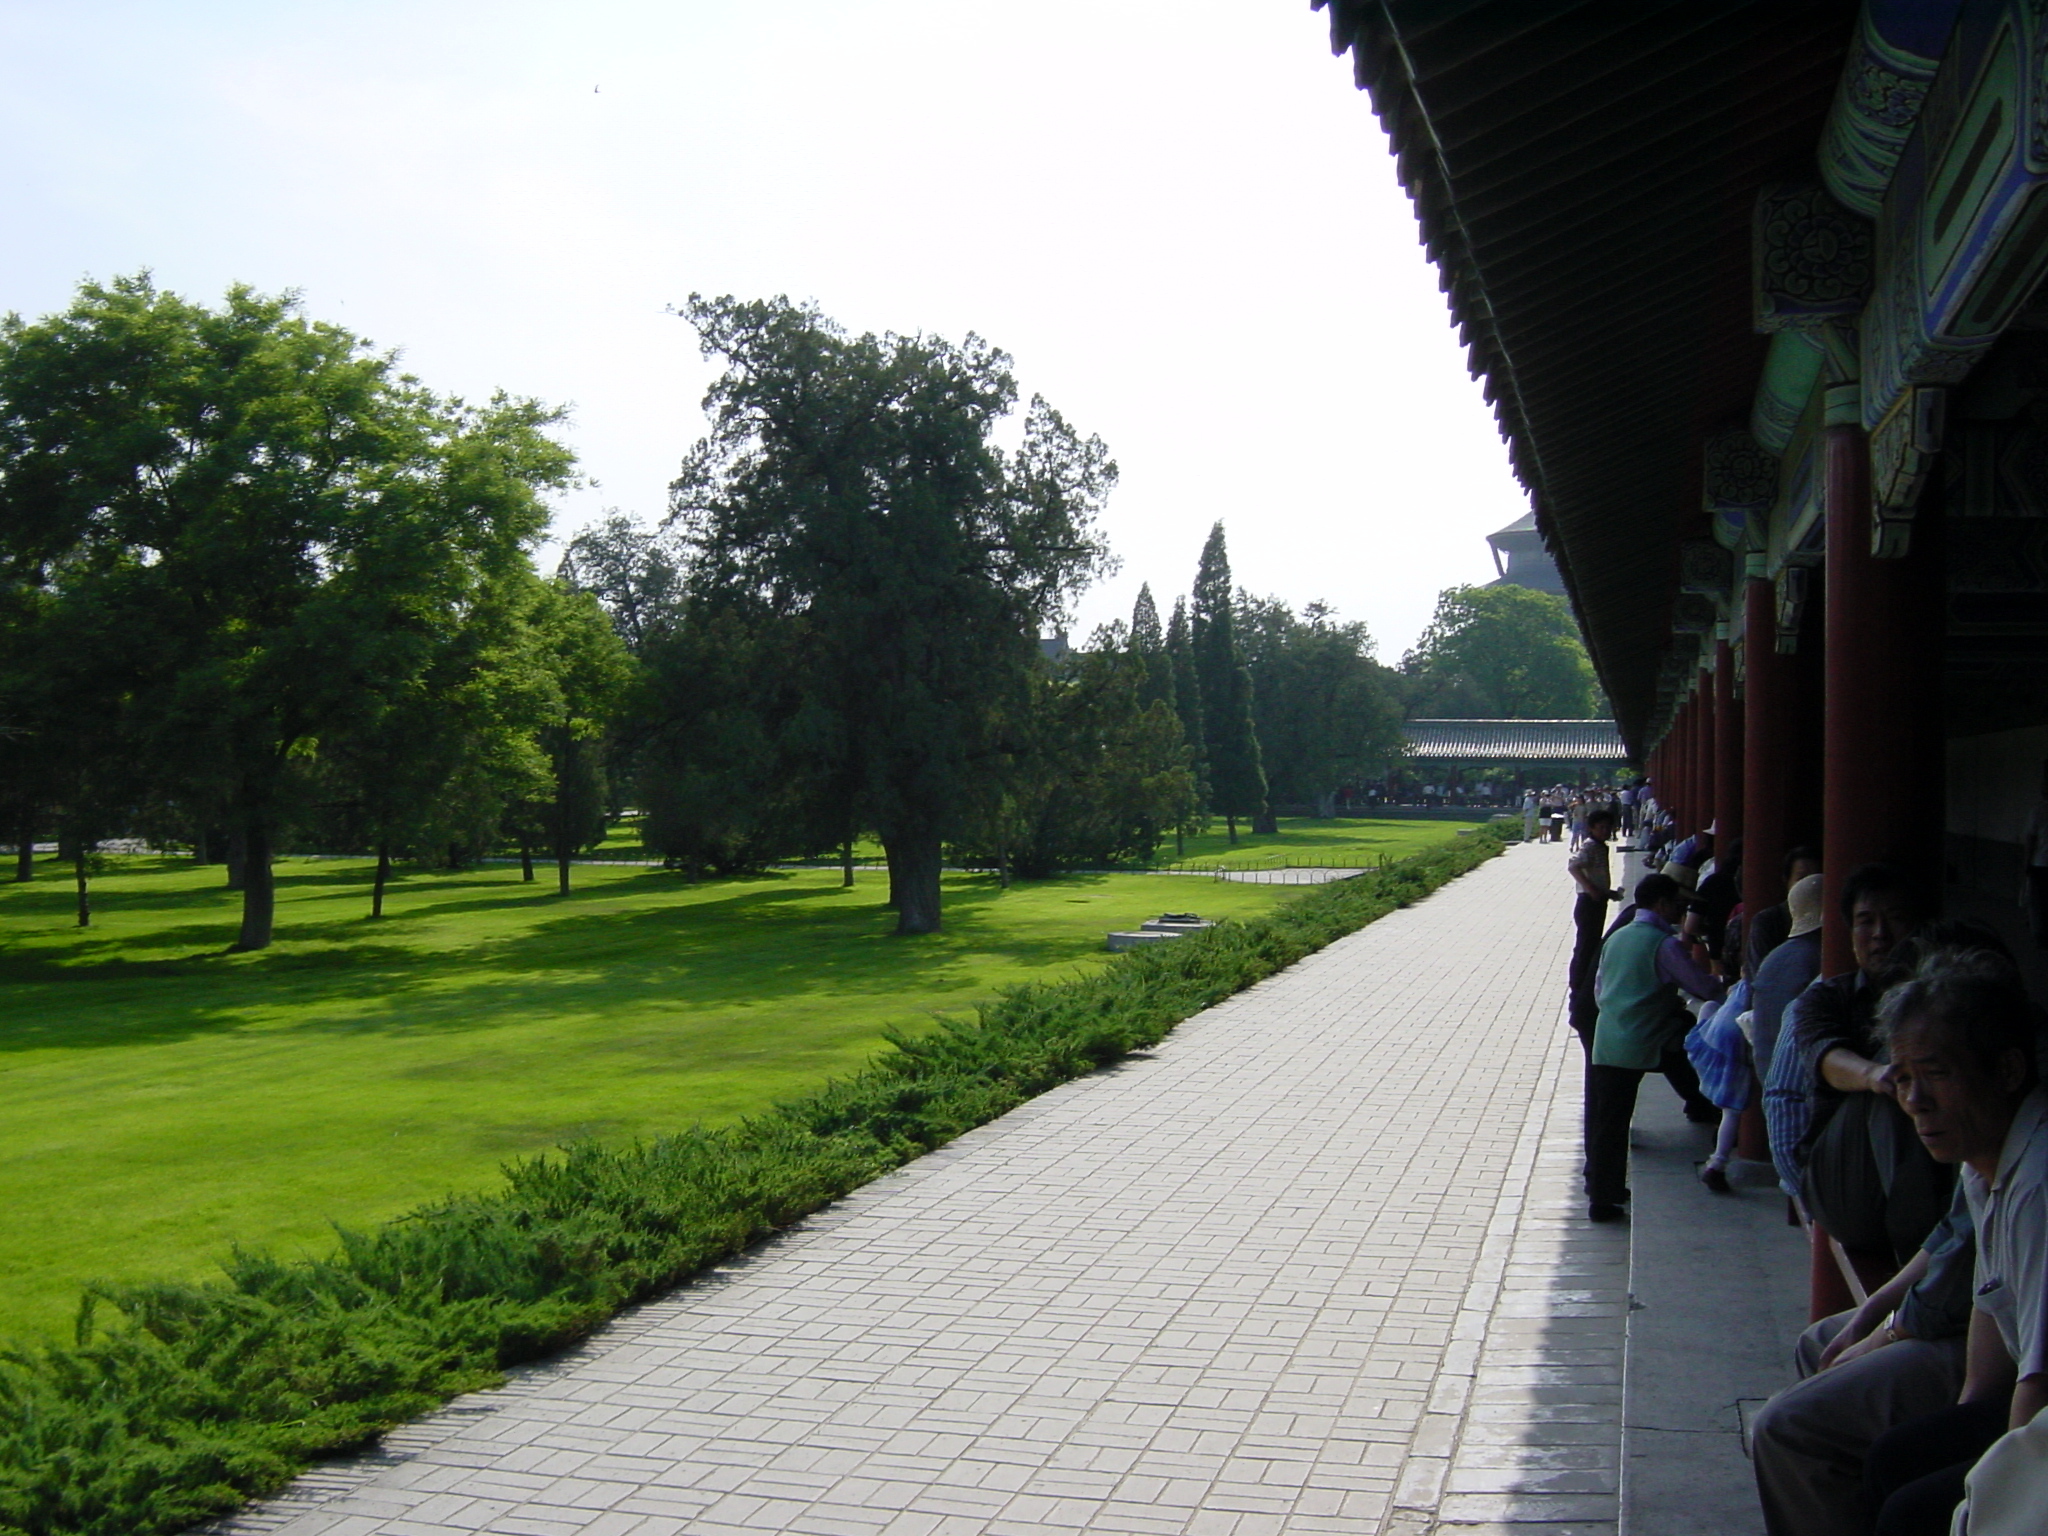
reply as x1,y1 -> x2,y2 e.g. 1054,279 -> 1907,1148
1129,583 -> 1176,714
1401,583 -> 1600,719
556,512 -> 688,820
526,582 -> 635,897
0,275 -> 575,948
952,641 -> 1196,878
633,594 -> 847,878
315,570 -> 553,917
1236,597 -> 1404,814
1163,596 -> 1206,854
669,294 -> 1115,934
556,511 -> 686,655
1190,523 -> 1267,840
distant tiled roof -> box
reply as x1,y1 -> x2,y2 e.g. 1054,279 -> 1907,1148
1402,719 -> 1627,762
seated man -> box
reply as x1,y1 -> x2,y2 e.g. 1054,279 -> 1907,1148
1750,870 -> 1824,1094
1750,1185 -> 1977,1536
1583,872 -> 1723,1221
1861,950 -> 2048,1535
1747,843 -> 1822,976
1766,865 -> 1950,1261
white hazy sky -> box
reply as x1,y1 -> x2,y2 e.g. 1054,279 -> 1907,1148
0,0 -> 1528,659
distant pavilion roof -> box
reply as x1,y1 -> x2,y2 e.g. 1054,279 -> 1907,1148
1403,719 -> 1628,762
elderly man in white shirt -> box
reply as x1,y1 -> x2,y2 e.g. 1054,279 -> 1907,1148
1857,951 -> 2048,1536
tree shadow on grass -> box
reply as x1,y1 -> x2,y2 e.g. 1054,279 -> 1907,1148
0,868 -> 1116,1055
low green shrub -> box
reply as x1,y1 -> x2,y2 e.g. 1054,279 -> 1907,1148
0,827 -> 1508,1536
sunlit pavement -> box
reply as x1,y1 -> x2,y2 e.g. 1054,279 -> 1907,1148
208,840 -> 1625,1536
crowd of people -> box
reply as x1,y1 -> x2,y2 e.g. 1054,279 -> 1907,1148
1553,786 -> 2048,1536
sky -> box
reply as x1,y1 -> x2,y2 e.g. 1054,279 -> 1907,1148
0,0 -> 1529,660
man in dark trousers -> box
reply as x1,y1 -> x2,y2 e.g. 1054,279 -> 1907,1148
1584,872 -> 1724,1221
1566,807 -> 1621,1048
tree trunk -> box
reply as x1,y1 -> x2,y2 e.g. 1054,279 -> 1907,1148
226,825 -> 247,891
192,824 -> 209,864
1174,828 -> 1183,858
73,844 -> 90,927
1252,807 -> 1278,835
371,841 -> 391,919
883,832 -> 942,935
1226,815 -> 1238,845
997,844 -> 1010,890
14,807 -> 33,882
555,829 -> 571,896
234,818 -> 275,951
519,836 -> 535,882
841,838 -> 855,888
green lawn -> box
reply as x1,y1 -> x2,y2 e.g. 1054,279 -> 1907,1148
0,831 -> 1454,1341
1165,815 -> 1491,867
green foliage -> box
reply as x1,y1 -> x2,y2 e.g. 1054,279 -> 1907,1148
1128,583 -> 1176,714
524,583 -> 636,894
951,644 -> 1198,877
554,512 -> 685,655
0,828 -> 1506,1536
1190,524 -> 1266,828
1164,595 -> 1207,814
1236,597 -> 1404,808
1400,583 -> 1600,719
669,294 -> 1116,934
632,596 -> 843,875
0,274 -> 578,946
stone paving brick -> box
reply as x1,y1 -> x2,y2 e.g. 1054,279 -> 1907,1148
205,841 -> 1614,1536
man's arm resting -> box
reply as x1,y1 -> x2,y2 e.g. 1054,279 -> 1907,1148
1819,1250 -> 1931,1370
1961,1307 -> 2019,1405
2012,1374 -> 2048,1431
1821,1045 -> 1893,1096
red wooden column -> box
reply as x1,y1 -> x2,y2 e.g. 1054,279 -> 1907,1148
1671,708 -> 1688,827
1676,701 -> 1694,827
1695,670 -> 1717,835
1743,573 -> 1794,930
1819,388 -> 1945,974
1714,638 -> 1744,850
1687,695 -> 1703,828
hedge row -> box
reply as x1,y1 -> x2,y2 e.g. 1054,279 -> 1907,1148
0,827 -> 1509,1536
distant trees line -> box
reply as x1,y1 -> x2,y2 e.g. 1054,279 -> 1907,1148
0,278 -> 1600,946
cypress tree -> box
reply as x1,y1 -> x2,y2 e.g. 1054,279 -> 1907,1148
1190,523 -> 1268,842
1130,583 -> 1176,714
1165,596 -> 1207,807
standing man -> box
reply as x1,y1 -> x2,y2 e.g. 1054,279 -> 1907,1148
1585,872 -> 1724,1221
1523,786 -> 1540,843
1618,779 -> 1639,837
1567,808 -> 1622,1049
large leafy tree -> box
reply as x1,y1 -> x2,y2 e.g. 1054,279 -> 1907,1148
525,582 -> 636,896
668,294 -> 1115,934
1190,523 -> 1267,840
1402,583 -> 1600,719
555,511 -> 686,655
315,569 -> 556,916
953,641 -> 1196,879
1237,597 -> 1403,813
0,275 -> 575,948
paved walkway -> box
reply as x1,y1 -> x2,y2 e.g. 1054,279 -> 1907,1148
213,840 -> 1626,1536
